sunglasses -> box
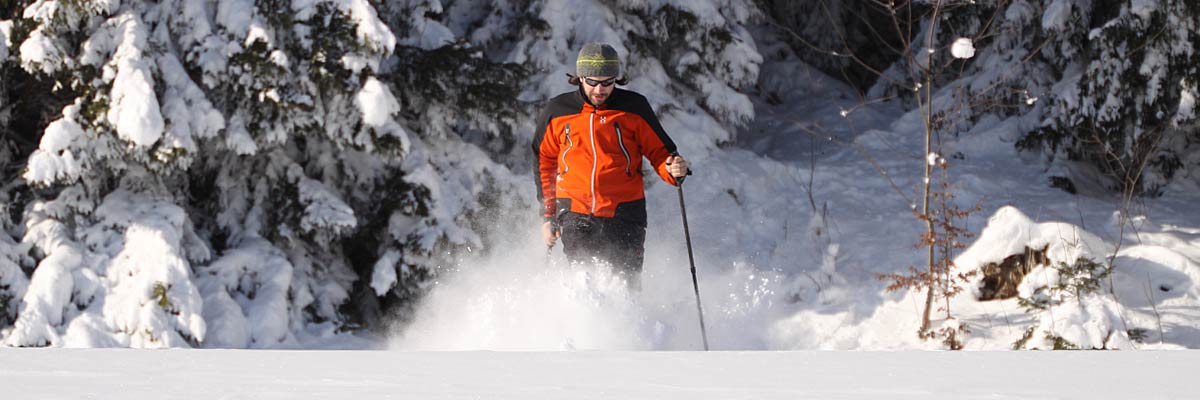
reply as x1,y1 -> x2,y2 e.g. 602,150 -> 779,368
583,76 -> 618,87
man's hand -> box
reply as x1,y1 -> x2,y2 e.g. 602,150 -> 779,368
666,155 -> 690,178
542,220 -> 560,248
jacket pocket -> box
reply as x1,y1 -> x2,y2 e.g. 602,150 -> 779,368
560,124 -> 573,174
613,122 -> 632,176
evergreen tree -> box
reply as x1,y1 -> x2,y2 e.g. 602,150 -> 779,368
1,0 -> 423,347
177,0 -> 409,347
8,0 -> 224,347
1028,0 -> 1200,195
867,0 -> 1200,194
0,0 -> 769,347
759,0 -> 908,93
1012,257 -> 1132,350
0,12 -> 31,333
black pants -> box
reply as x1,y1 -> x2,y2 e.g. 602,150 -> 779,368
558,212 -> 646,289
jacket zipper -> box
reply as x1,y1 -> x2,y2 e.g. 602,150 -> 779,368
588,112 -> 598,214
614,122 -> 631,176
560,124 -> 572,174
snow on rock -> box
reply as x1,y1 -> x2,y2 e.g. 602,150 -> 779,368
955,206 -> 1141,350
955,205 -> 1112,295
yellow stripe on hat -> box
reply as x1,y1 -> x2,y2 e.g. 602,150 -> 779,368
578,58 -> 619,66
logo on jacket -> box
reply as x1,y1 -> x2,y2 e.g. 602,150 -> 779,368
599,116 -> 607,124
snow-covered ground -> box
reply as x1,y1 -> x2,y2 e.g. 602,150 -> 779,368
6,12 -> 1200,399
2,348 -> 1194,399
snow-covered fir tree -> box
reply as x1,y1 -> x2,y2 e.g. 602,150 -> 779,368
864,0 -> 1199,195
758,0 -> 905,91
1030,0 -> 1200,194
2,0 -> 419,347
0,14 -> 31,332
0,0 -> 765,348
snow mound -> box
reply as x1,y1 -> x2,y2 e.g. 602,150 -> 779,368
955,205 -> 1112,294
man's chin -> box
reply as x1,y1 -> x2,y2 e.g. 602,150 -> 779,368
591,96 -> 608,105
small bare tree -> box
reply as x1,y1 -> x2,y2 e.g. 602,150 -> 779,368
880,144 -> 981,347
771,0 -> 1013,347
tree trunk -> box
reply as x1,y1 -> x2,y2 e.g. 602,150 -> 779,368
916,0 -> 942,337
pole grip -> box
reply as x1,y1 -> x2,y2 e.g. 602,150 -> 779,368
669,152 -> 691,186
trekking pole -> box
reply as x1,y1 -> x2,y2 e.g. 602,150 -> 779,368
674,173 -> 710,351
545,222 -> 557,266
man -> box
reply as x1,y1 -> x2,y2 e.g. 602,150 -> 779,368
532,42 -> 690,289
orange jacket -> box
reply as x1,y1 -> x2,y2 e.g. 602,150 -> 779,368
533,88 -> 679,226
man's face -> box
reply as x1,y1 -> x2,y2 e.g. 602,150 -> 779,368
581,75 -> 616,106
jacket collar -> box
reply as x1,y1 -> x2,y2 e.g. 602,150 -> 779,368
576,87 -> 613,111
